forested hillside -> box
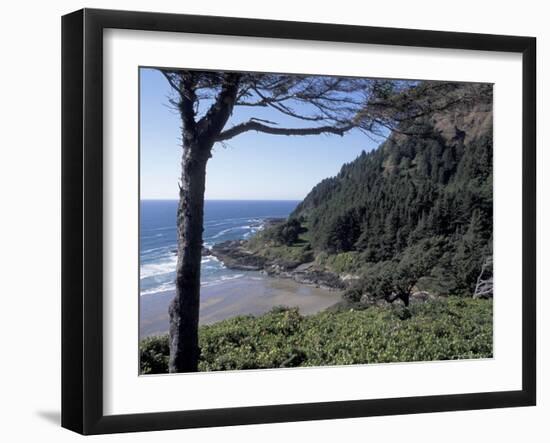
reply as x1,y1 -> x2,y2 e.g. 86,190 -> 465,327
290,82 -> 493,302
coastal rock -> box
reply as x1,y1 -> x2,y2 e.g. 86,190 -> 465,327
210,241 -> 345,290
340,273 -> 361,282
292,269 -> 345,290
264,261 -> 301,274
211,240 -> 268,271
259,261 -> 345,290
294,262 -> 316,272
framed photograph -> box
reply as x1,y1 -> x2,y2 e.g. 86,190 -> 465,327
61,8 -> 536,435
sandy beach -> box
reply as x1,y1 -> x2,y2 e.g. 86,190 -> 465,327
139,275 -> 342,338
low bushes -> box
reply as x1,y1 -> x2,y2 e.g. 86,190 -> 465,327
140,297 -> 492,374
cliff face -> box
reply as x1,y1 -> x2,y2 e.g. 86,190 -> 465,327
292,82 -> 493,297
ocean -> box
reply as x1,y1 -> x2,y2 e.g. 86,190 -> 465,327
140,200 -> 300,297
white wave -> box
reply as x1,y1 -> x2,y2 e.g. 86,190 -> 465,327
209,227 -> 236,239
141,234 -> 165,240
140,255 -> 177,278
243,228 -> 258,239
141,272 -> 247,296
221,273 -> 244,281
204,220 -> 234,227
201,273 -> 245,287
146,226 -> 174,232
140,281 -> 176,296
141,253 -> 228,280
210,225 -> 252,239
204,216 -> 263,228
140,233 -> 166,240
204,255 -> 225,268
141,245 -> 175,255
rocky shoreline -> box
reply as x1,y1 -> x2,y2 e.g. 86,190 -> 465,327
210,239 -> 346,291
192,217 -> 442,306
208,239 -> 444,308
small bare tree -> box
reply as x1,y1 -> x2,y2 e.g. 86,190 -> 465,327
473,256 -> 493,299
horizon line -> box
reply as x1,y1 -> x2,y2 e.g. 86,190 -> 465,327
140,198 -> 303,202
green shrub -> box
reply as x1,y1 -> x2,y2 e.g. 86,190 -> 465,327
342,286 -> 363,303
139,335 -> 170,374
324,251 -> 362,274
260,218 -> 304,246
140,297 -> 493,374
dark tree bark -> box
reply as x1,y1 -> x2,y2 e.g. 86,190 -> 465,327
167,72 -> 240,372
168,143 -> 210,372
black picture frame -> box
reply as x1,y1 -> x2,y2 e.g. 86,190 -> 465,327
61,8 -> 536,435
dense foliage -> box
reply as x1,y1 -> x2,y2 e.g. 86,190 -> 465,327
140,298 -> 493,374
260,218 -> 305,246
290,83 -> 493,298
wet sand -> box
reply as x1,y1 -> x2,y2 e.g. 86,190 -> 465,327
140,275 -> 342,338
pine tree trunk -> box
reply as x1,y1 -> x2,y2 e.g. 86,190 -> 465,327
168,142 -> 210,373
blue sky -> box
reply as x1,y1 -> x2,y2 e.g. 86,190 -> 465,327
140,68 -> 385,200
